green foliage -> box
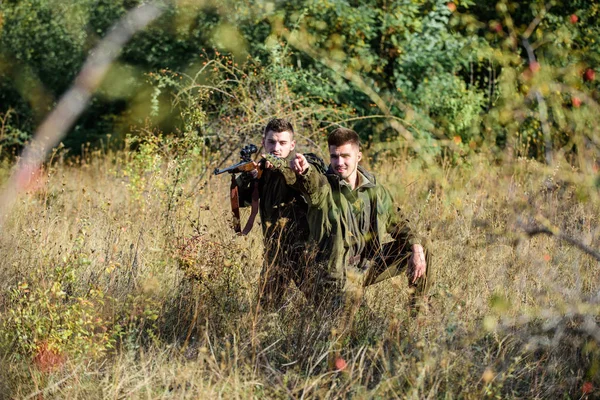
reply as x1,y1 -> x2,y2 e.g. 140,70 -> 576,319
414,72 -> 486,141
0,0 -> 599,163
258,0 -> 485,147
0,249 -> 165,368
121,133 -> 164,203
116,128 -> 208,236
0,206 -> 165,365
0,109 -> 29,154
453,0 -> 600,161
1,237 -> 114,361
146,50 -> 355,160
0,0 -> 90,95
3,281 -> 112,361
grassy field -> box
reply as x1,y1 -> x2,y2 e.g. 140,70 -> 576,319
1,139 -> 599,398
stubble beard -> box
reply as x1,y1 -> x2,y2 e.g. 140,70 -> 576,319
336,165 -> 356,182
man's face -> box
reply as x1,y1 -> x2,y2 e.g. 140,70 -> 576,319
329,142 -> 362,181
262,130 -> 295,158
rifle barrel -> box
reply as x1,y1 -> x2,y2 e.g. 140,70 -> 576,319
213,160 -> 252,175
214,166 -> 239,175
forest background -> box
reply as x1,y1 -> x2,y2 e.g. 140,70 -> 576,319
1,0 -> 600,398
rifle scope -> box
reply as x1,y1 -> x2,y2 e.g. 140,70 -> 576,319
240,144 -> 258,161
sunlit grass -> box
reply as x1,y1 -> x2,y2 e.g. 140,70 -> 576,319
0,143 -> 599,398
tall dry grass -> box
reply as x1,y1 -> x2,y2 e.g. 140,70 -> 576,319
1,139 -> 599,399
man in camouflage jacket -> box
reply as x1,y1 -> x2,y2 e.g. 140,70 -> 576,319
281,127 -> 430,308
236,118 -> 326,309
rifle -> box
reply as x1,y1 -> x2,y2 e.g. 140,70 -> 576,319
213,144 -> 263,177
213,144 -> 264,235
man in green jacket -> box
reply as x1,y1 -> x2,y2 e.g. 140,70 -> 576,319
236,118 -> 326,310
285,127 -> 430,309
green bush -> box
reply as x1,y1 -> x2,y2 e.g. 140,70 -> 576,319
0,0 -> 599,162
414,72 -> 486,141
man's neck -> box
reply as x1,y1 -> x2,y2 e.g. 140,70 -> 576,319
343,172 -> 359,190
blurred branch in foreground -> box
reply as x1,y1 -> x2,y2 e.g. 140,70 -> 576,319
0,2 -> 164,228
523,225 -> 600,262
522,37 -> 553,165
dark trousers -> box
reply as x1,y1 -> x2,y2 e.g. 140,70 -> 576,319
257,240 -> 309,310
258,238 -> 432,312
362,240 -> 432,298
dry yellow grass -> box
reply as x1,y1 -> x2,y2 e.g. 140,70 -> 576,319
1,142 -> 599,399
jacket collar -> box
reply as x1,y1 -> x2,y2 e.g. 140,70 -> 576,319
326,164 -> 376,189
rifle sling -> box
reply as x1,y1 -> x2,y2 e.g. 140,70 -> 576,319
242,182 -> 260,235
230,175 -> 241,233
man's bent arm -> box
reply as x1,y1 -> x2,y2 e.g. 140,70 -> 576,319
293,163 -> 332,208
378,186 -> 427,282
379,186 -> 421,246
273,154 -> 331,208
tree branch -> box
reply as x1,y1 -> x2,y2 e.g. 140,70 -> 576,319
0,3 -> 164,228
524,226 -> 600,262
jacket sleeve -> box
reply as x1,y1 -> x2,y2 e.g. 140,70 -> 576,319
294,165 -> 332,208
270,160 -> 331,208
379,186 -> 421,246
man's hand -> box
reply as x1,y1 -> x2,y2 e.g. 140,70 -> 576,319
262,154 -> 288,170
290,153 -> 309,175
260,154 -> 273,170
248,161 -> 259,178
408,244 -> 426,284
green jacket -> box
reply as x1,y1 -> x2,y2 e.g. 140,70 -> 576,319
237,152 -> 327,260
237,152 -> 309,248
278,162 -> 419,286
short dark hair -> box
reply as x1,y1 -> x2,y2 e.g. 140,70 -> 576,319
328,127 -> 360,148
264,118 -> 294,137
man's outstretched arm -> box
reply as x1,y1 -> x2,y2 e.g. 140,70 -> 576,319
287,153 -> 331,208
379,186 -> 426,283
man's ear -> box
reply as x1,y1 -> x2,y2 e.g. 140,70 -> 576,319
261,136 -> 266,148
357,151 -> 362,162
290,139 -> 296,151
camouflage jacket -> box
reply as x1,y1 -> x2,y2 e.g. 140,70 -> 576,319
277,162 -> 420,285
236,152 -> 324,253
